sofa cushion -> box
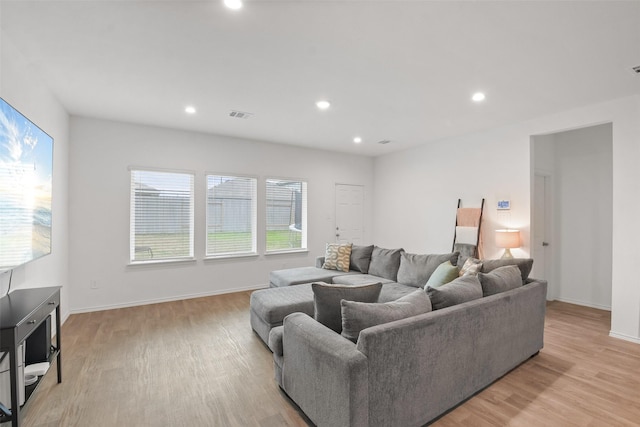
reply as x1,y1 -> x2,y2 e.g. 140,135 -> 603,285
377,282 -> 418,303
312,282 -> 382,333
480,258 -> 534,284
250,283 -> 315,324
426,274 -> 482,310
396,251 -> 460,288
368,246 -> 404,281
332,274 -> 394,286
269,266 -> 351,287
425,261 -> 460,288
459,257 -> 483,276
340,289 -> 432,343
478,265 -> 522,297
322,242 -> 353,272
349,244 -> 374,273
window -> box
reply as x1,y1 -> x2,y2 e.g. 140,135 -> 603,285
130,169 -> 194,263
206,175 -> 257,257
265,178 -> 307,252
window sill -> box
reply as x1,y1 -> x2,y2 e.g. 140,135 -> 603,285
204,253 -> 259,261
265,249 -> 309,256
128,258 -> 196,267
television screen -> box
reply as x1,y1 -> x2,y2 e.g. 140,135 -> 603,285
0,97 -> 53,272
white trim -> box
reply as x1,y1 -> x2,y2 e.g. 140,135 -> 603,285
204,253 -> 259,261
127,258 -> 197,267
609,331 -> 640,344
554,297 -> 611,311
264,249 -> 309,256
69,283 -> 268,314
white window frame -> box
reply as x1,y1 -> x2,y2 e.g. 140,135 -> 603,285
205,173 -> 258,259
129,168 -> 195,264
265,178 -> 308,254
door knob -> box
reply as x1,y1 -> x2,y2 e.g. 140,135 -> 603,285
542,242 -> 549,247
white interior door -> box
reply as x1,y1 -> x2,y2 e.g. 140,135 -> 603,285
532,173 -> 552,298
335,184 -> 364,244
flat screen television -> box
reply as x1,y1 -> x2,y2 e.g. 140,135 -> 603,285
0,97 -> 54,273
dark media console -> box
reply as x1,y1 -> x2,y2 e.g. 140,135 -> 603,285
0,287 -> 61,427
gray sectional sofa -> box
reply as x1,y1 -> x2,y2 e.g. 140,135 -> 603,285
249,245 -> 547,427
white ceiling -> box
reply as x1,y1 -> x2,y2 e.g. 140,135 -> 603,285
1,0 -> 639,156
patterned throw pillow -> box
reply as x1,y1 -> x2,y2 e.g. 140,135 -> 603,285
459,257 -> 483,277
322,243 -> 353,272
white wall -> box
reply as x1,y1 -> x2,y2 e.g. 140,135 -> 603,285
373,95 -> 640,343
552,124 -> 613,310
373,126 -> 531,258
68,116 -> 374,312
0,35 -> 71,321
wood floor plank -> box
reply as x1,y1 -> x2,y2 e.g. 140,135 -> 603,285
20,295 -> 640,426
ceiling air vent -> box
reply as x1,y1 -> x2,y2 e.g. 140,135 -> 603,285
377,139 -> 391,145
633,65 -> 640,74
229,110 -> 253,119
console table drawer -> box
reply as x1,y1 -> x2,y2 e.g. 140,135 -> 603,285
16,293 -> 59,343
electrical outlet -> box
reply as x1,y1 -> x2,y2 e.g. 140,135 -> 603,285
90,280 -> 100,290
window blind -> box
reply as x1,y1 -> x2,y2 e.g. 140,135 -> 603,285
130,169 -> 194,262
206,175 -> 257,257
265,178 -> 307,252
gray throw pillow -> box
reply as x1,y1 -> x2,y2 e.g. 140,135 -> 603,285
349,244 -> 374,273
312,282 -> 382,333
396,251 -> 460,288
340,290 -> 432,343
426,274 -> 482,310
367,247 -> 404,281
478,265 -> 522,297
480,258 -> 534,284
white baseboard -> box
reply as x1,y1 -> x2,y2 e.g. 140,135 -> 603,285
609,331 -> 640,344
554,297 -> 611,311
70,283 -> 268,314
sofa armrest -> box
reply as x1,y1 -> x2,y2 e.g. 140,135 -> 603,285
315,256 -> 325,268
282,312 -> 368,427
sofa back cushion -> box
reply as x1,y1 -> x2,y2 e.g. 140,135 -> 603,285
367,246 -> 404,281
349,244 -> 374,273
480,258 -> 534,284
340,289 -> 432,343
397,251 -> 460,288
312,282 -> 382,333
426,274 -> 482,310
478,265 -> 522,297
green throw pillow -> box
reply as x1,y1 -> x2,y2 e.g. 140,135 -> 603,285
424,261 -> 460,288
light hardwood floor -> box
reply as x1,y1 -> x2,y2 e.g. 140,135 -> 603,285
22,293 -> 640,427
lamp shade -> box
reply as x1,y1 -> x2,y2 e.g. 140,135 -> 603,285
495,229 -> 520,248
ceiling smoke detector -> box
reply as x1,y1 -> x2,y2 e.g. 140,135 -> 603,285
229,110 -> 253,119
632,65 -> 640,74
377,139 -> 391,145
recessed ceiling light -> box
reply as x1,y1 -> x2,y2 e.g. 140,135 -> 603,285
316,100 -> 331,110
224,0 -> 243,10
472,92 -> 486,102
353,136 -> 362,144
185,106 -> 196,114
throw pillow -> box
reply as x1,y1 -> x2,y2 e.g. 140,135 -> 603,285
312,282 -> 382,333
459,257 -> 483,277
340,289 -> 432,343
426,275 -> 482,310
396,251 -> 460,288
478,265 -> 522,297
322,242 -> 353,272
425,261 -> 460,288
480,258 -> 534,284
367,246 -> 404,281
349,244 -> 374,273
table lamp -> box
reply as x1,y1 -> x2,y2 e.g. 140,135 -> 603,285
495,229 -> 520,259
